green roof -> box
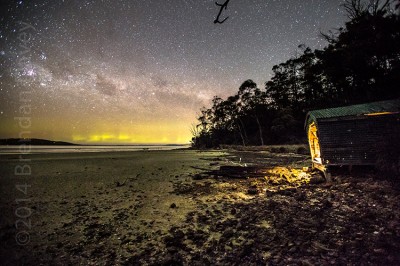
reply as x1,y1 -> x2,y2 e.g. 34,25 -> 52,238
306,98 -> 400,126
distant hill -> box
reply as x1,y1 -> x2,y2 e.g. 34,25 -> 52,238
0,138 -> 78,145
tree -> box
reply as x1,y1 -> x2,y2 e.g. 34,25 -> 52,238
193,0 -> 400,148
238,79 -> 266,145
320,0 -> 400,104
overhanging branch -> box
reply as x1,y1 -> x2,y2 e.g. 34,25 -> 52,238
214,0 -> 230,24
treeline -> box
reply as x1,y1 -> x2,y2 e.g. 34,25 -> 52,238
191,0 -> 400,148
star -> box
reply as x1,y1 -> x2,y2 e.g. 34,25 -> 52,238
0,0 -> 347,144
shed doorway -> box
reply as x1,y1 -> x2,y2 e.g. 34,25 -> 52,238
308,122 -> 322,164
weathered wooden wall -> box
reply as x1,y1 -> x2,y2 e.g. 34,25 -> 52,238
317,114 -> 400,166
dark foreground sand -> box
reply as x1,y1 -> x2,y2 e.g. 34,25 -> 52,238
0,149 -> 400,265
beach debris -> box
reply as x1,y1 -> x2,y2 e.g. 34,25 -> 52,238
83,222 -> 113,241
115,180 -> 127,187
192,173 -> 208,180
265,167 -> 310,183
170,203 -> 177,208
115,176 -> 136,187
168,172 -> 400,265
164,227 -> 186,248
207,166 -> 265,179
207,166 -> 312,189
247,187 -> 259,195
309,174 -> 326,184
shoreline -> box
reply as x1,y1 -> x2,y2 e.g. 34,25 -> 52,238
0,149 -> 192,159
0,145 -> 191,156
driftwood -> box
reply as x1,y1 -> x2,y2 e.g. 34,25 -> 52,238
208,165 -> 266,178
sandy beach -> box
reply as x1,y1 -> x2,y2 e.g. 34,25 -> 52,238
1,148 -> 400,265
0,149 -> 226,264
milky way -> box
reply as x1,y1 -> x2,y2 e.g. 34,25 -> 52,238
0,0 -> 347,144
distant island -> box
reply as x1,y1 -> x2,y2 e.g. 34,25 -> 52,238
0,138 -> 78,146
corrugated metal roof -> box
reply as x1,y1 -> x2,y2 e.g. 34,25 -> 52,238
306,98 -> 400,126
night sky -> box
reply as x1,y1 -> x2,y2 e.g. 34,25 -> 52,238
0,0 -> 347,144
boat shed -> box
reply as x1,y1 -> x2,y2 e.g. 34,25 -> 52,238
305,98 -> 400,175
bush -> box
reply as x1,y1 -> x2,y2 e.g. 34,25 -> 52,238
270,147 -> 279,153
279,147 -> 288,153
270,146 -> 289,153
296,146 -> 309,155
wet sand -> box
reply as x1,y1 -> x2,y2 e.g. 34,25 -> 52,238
0,150 -> 225,264
1,148 -> 400,265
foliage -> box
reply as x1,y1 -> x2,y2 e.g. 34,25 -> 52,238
192,0 -> 400,148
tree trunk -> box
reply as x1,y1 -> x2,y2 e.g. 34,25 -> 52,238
237,123 -> 246,146
255,115 -> 264,146
238,118 -> 248,143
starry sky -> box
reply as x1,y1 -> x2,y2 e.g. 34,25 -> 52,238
0,0 -> 347,144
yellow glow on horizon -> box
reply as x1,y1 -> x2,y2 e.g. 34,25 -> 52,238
1,114 -> 194,144
72,133 -> 191,144
118,134 -> 130,140
72,135 -> 86,141
70,122 -> 193,144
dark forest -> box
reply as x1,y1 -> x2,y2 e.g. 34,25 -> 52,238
192,0 -> 400,148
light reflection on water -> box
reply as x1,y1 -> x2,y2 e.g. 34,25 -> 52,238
0,145 -> 189,154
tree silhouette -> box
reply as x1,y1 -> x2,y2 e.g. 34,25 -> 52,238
193,0 -> 400,148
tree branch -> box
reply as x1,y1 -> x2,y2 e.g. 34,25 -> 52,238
214,0 -> 230,24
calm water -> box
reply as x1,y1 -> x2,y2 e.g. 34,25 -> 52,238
0,145 -> 190,154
